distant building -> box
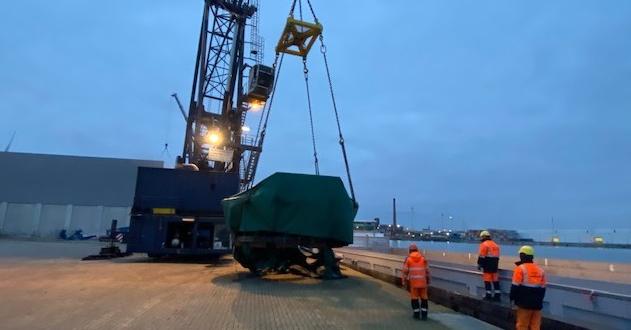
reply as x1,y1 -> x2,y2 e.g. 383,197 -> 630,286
352,218 -> 387,250
463,229 -> 525,242
353,218 -> 379,231
0,152 -> 162,238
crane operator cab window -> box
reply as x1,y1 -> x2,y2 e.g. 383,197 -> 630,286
247,64 -> 274,103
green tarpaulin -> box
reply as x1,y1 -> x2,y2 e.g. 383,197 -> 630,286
222,172 -> 357,246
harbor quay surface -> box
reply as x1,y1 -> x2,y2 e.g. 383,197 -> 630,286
0,239 -> 497,330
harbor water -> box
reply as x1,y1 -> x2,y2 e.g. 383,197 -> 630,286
390,240 -> 631,263
518,228 -> 631,244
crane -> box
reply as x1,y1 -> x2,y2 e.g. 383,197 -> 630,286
3,131 -> 16,152
126,0 -> 275,257
170,93 -> 188,121
127,0 -> 357,270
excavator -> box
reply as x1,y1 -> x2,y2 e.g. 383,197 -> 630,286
126,0 -> 357,279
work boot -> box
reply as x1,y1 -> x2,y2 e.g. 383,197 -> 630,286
411,299 -> 420,319
492,281 -> 501,302
420,299 -> 428,320
484,282 -> 493,301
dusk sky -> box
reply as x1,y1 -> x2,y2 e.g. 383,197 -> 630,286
1,1 -> 630,231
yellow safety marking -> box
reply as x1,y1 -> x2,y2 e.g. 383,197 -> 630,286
152,208 -> 175,215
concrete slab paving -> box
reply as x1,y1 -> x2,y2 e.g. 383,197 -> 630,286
0,239 -> 499,329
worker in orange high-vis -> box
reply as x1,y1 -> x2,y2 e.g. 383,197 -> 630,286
401,243 -> 430,320
477,230 -> 501,301
510,245 -> 546,330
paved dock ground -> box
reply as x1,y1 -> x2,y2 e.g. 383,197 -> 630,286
0,239 -> 497,330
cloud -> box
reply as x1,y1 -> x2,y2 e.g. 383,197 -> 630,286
1,0 -> 630,230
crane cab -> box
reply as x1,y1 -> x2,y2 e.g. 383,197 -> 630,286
246,64 -> 274,103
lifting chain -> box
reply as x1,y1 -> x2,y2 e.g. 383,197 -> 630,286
290,0 -> 306,19
254,53 -> 282,146
298,0 -> 303,20
289,0 -> 297,16
305,0 -> 319,23
249,52 -> 285,188
284,0 -> 357,202
318,33 -> 356,203
302,57 -> 320,175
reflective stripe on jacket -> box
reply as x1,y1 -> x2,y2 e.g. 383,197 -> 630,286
510,262 -> 546,310
401,251 -> 429,288
477,239 -> 500,273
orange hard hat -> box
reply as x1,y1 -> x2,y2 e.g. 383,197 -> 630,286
409,243 -> 418,252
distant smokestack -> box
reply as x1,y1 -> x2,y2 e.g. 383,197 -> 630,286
392,198 -> 397,229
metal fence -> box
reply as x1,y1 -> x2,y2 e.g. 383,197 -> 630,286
336,248 -> 631,330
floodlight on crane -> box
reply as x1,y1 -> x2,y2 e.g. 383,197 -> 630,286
248,99 -> 266,111
207,131 -> 223,145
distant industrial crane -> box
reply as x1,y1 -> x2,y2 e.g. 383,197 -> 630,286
170,93 -> 188,121
3,131 -> 16,152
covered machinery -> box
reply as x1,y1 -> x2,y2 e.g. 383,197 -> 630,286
223,172 -> 357,278
220,0 -> 359,278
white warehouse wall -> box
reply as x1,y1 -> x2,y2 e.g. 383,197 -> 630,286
0,152 -> 162,238
0,202 -> 132,238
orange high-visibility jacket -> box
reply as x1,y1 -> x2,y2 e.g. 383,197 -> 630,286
401,251 -> 429,288
510,262 -> 546,310
477,239 -> 500,273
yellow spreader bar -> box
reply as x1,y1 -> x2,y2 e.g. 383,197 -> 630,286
275,17 -> 323,57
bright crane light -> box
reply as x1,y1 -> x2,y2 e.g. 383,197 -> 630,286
208,131 -> 222,145
241,125 -> 251,133
248,100 -> 265,111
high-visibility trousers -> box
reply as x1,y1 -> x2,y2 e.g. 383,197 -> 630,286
483,272 -> 499,282
410,287 -> 428,300
516,307 -> 541,330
